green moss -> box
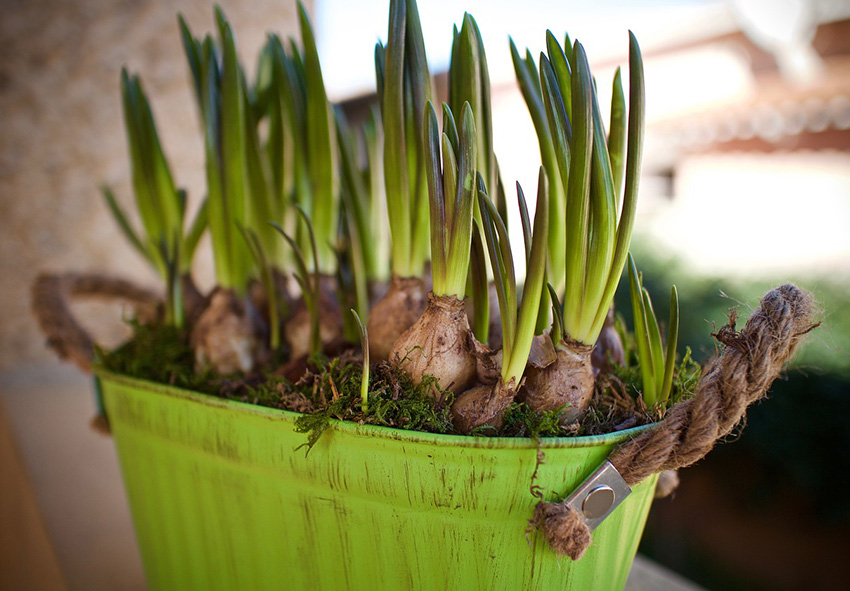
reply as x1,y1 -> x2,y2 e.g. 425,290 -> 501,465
96,321 -> 218,394
499,403 -> 566,438
286,354 -> 457,451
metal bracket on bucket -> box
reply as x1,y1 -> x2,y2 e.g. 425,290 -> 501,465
563,460 -> 631,532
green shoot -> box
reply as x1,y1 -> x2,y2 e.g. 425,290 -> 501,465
509,40 -> 566,294
608,67 -> 627,205
180,7 -> 338,288
449,13 -> 497,215
351,309 -> 370,413
586,32 -> 645,339
271,209 -> 321,358
468,225 -> 489,342
260,35 -> 295,270
185,12 -> 252,293
334,225 -> 368,342
449,13 -> 504,337
241,65 -> 283,271
424,101 -> 477,299
217,12 -> 251,291
335,108 -> 372,322
268,33 -> 305,265
627,254 -> 679,407
119,69 -> 182,274
181,199 -> 209,273
106,70 -> 209,327
156,234 -> 183,328
239,226 -> 281,350
297,1 -> 340,274
477,168 -> 549,385
363,106 -> 390,282
538,33 -> 645,347
548,284 -> 565,346
378,0 -> 433,279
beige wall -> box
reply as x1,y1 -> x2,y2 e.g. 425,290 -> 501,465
0,0 -> 313,371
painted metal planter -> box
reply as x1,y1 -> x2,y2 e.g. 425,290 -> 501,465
97,370 -> 658,591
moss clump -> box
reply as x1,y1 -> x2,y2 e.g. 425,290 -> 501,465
495,403 -> 566,438
96,321 -> 217,394
285,353 -> 457,450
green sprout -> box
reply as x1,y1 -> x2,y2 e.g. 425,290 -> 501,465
239,226 -> 281,350
448,13 -> 511,344
103,70 -> 208,327
296,2 -> 340,274
179,5 -> 338,288
362,106 -> 390,283
351,309 -> 370,413
271,209 -> 322,358
335,108 -> 375,325
424,101 -> 477,299
509,38 -> 566,294
478,169 -> 549,385
540,32 -> 645,347
628,254 -> 680,407
376,0 -> 433,279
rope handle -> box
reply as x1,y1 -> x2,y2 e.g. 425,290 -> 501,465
34,276 -> 818,557
31,273 -> 162,373
532,283 -> 820,559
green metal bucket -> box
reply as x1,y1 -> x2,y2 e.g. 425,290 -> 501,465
97,370 -> 659,590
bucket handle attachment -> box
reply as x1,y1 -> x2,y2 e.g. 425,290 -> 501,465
561,460 -> 631,532
532,283 -> 820,560
31,272 -> 161,373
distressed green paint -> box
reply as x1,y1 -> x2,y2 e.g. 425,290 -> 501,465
97,371 -> 658,591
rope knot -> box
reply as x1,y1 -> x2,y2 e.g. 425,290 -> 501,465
530,501 -> 592,560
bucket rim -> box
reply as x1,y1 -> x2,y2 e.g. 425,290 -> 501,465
95,369 -> 657,450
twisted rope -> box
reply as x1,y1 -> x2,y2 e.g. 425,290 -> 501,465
534,284 -> 819,559
31,273 -> 161,372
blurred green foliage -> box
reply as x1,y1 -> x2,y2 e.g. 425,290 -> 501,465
631,240 -> 850,590
615,241 -> 850,376
621,239 -> 850,522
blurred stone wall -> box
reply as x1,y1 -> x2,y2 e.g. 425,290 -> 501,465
0,0 -> 312,371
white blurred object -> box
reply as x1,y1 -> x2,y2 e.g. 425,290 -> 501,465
732,0 -> 825,84
646,152 -> 850,276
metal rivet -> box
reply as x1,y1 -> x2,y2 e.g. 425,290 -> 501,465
582,485 -> 615,518
564,461 -> 631,532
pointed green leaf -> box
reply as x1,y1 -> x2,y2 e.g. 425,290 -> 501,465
660,285 -> 680,404
608,67 -> 627,206
560,42 -> 593,340
506,167 -> 549,383
444,103 -> 477,297
423,102 -> 446,293
589,32 -> 646,340
178,14 -> 203,111
469,224 -> 489,343
298,1 -> 339,274
546,31 -> 572,121
100,186 -> 151,264
382,0 -> 411,276
351,309 -> 370,412
181,198 -> 208,272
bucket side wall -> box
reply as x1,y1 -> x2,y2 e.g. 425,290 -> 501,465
102,375 -> 658,591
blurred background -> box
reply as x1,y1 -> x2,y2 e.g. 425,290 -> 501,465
2,0 -> 849,589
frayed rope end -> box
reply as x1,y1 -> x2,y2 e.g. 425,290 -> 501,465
529,501 -> 592,560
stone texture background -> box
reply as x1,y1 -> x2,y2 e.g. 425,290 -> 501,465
0,0 -> 312,371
